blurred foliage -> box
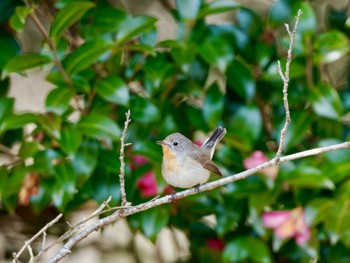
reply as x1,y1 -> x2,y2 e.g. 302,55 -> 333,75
0,0 -> 350,262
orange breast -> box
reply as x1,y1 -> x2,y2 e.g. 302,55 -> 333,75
162,146 -> 181,174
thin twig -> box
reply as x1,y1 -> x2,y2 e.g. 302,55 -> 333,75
119,110 -> 132,207
12,213 -> 63,262
22,0 -> 83,113
28,245 -> 34,263
34,196 -> 114,261
275,9 -> 302,162
48,141 -> 350,263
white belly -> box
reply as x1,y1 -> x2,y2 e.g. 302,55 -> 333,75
162,156 -> 210,188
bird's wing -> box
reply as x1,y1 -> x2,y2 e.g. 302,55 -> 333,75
188,150 -> 222,176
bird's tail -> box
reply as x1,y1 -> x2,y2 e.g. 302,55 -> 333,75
202,127 -> 227,159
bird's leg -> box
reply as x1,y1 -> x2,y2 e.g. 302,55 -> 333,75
194,184 -> 201,193
170,190 -> 177,201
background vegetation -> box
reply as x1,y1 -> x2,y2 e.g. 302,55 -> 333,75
0,0 -> 350,262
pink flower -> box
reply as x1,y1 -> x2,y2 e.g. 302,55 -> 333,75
243,151 -> 269,169
131,155 -> 149,171
133,155 -> 149,165
137,171 -> 158,197
206,238 -> 225,251
262,207 -> 311,244
243,151 -> 278,179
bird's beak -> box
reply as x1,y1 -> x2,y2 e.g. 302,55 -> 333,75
156,140 -> 165,145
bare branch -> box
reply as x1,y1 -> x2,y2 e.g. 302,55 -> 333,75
119,110 -> 132,207
49,141 -> 350,263
275,9 -> 302,162
28,245 -> 34,263
33,196 -> 114,261
23,0 -> 83,113
12,213 -> 63,262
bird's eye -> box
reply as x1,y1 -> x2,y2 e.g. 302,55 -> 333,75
173,142 -> 178,146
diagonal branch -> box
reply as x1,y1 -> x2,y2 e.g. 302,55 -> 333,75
12,213 -> 63,262
48,141 -> 350,263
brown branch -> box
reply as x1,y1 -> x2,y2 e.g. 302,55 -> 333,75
275,9 -> 302,162
12,213 -> 63,262
119,110 -> 132,207
48,141 -> 350,263
33,196 -> 114,261
23,0 -> 83,113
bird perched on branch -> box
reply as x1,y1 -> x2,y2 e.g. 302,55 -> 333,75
157,127 -> 226,189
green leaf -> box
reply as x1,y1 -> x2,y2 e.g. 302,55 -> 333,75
116,16 -> 157,44
95,76 -> 129,105
81,7 -> 128,36
18,141 -> 41,159
282,112 -> 312,151
227,59 -> 256,100
324,200 -> 350,244
54,161 -> 76,194
199,34 -> 234,72
0,98 -> 14,123
140,26 -> 158,46
141,207 -> 170,241
310,83 -> 343,120
203,83 -> 224,128
46,87 -> 74,115
0,33 -> 20,69
33,149 -> 62,174
236,8 -> 263,38
62,40 -> 112,74
293,2 -> 317,38
131,97 -> 160,123
98,150 -> 120,172
313,30 -> 350,64
2,54 -> 51,79
229,105 -> 262,148
50,1 -> 95,39
223,237 -> 271,263
305,198 -> 334,226
0,113 -> 40,134
59,126 -> 82,156
176,0 -> 201,20
268,0 -> 294,27
72,139 -> 99,179
282,165 -> 335,190
77,114 -> 121,140
198,1 -> 239,18
133,140 -> 162,163
47,71 -> 91,93
9,6 -> 33,32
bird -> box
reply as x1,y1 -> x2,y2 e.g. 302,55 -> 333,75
157,127 -> 226,189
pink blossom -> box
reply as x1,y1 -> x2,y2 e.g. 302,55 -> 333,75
133,155 -> 149,166
137,171 -> 157,197
206,238 -> 225,251
243,151 -> 269,169
262,207 -> 311,244
243,151 -> 278,179
131,155 -> 149,171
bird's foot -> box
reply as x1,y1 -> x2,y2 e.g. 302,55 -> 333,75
194,184 -> 201,193
170,190 -> 177,202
